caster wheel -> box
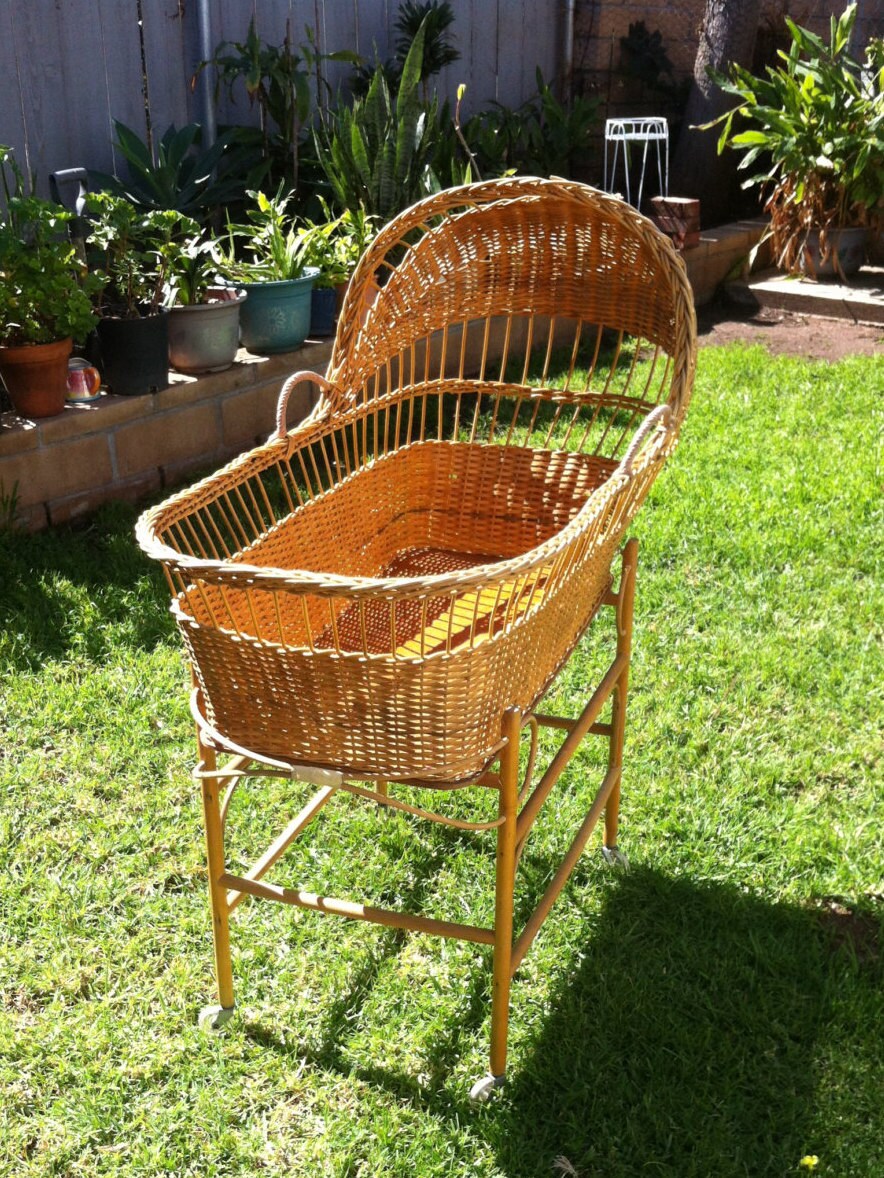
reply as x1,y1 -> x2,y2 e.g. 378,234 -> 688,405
602,845 -> 629,869
469,1073 -> 505,1104
198,1003 -> 235,1031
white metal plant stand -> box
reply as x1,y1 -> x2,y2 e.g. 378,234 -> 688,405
603,117 -> 669,209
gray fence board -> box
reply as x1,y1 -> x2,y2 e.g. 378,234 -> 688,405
141,0 -> 195,139
0,3 -> 29,188
5,3 -> 67,192
95,1 -> 156,179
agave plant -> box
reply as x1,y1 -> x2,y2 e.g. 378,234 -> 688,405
89,121 -> 251,218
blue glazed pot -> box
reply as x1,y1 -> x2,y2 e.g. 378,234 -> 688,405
800,227 -> 868,278
238,269 -> 318,354
310,286 -> 338,337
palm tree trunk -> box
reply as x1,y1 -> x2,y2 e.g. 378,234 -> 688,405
671,0 -> 761,227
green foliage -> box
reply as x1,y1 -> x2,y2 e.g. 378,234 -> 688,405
219,186 -> 315,283
0,146 -> 98,346
218,189 -> 376,288
706,4 -> 884,274
299,200 -> 378,288
85,193 -> 187,317
316,21 -> 442,223
158,218 -> 221,306
89,121 -> 252,218
459,70 -> 599,180
395,1 -> 460,81
202,20 -> 358,193
352,0 -> 460,99
317,5 -> 595,215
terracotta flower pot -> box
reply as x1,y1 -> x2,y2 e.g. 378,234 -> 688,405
0,337 -> 72,419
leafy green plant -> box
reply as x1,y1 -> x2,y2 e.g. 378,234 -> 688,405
219,186 -> 315,283
706,4 -> 884,275
159,218 -> 223,305
89,121 -> 251,218
85,193 -> 186,317
458,71 -> 599,180
316,21 -> 441,224
0,146 -> 98,346
201,21 -> 358,193
300,200 -> 378,288
353,0 -> 460,99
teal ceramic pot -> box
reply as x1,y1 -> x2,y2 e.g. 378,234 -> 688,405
239,269 -> 318,354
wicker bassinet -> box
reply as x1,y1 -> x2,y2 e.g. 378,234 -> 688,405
136,177 -> 696,1095
138,177 -> 694,785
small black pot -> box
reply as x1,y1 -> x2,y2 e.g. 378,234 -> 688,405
92,310 -> 169,396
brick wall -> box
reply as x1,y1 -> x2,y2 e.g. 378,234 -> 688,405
575,1 -> 858,110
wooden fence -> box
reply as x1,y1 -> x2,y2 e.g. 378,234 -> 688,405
0,0 -> 559,194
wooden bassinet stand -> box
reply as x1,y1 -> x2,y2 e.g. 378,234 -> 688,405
137,177 -> 696,1100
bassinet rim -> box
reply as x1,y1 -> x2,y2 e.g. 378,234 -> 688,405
137,412 -> 673,601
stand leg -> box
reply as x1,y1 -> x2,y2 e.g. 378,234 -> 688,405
604,539 -> 637,867
471,708 -> 520,1102
198,740 -> 236,1029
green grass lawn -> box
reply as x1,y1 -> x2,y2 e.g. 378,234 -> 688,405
1,343 -> 882,1177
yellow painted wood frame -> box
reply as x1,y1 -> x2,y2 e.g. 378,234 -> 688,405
194,537 -> 638,1098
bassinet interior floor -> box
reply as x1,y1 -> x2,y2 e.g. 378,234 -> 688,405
184,441 -> 619,657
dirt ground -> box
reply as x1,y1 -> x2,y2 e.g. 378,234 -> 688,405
697,302 -> 883,361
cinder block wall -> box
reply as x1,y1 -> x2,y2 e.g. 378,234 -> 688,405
0,347 -> 330,532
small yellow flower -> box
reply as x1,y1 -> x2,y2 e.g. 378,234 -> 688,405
799,1156 -> 820,1171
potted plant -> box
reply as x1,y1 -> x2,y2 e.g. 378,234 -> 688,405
85,193 -> 180,395
706,4 -> 883,278
302,202 -> 377,336
162,221 -> 246,374
219,186 -> 317,353
0,147 -> 98,418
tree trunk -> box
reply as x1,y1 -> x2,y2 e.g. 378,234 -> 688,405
671,0 -> 761,227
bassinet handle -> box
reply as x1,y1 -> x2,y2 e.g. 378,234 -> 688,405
618,403 -> 673,477
271,371 -> 339,441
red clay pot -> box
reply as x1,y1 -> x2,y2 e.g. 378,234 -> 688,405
0,337 -> 72,418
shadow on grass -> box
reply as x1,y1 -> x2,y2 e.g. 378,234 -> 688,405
1,500 -> 174,667
487,867 -> 838,1177
246,860 -> 880,1176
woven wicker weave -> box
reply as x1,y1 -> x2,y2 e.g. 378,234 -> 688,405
137,177 -> 696,786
